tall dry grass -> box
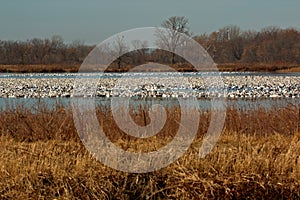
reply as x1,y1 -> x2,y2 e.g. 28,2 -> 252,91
0,102 -> 300,199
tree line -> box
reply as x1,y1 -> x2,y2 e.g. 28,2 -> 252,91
0,20 -> 300,68
194,25 -> 300,64
0,35 -> 93,65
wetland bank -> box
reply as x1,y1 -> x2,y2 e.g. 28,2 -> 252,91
0,71 -> 300,199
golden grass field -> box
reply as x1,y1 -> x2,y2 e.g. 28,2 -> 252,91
0,103 -> 300,199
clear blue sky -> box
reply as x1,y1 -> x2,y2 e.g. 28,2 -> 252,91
0,0 -> 299,44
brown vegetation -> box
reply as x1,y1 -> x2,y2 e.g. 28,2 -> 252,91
1,25 -> 300,72
217,63 -> 300,72
0,103 -> 300,198
0,64 -> 79,73
2,62 -> 300,73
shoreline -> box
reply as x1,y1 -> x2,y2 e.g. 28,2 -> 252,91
1,63 -> 300,73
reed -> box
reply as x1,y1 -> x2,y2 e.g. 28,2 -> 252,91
0,102 -> 299,199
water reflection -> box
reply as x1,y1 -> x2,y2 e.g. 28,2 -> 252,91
0,97 -> 299,112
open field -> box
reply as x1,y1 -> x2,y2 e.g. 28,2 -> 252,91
0,64 -> 79,73
1,63 -> 300,73
0,103 -> 300,199
217,63 -> 300,72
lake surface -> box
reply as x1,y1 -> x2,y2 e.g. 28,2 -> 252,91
1,72 -> 300,111
1,97 -> 299,112
1,71 -> 300,79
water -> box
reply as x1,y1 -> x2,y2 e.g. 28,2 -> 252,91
1,72 -> 300,111
0,97 -> 299,112
1,71 -> 300,79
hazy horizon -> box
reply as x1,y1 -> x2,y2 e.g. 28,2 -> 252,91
1,0 -> 300,44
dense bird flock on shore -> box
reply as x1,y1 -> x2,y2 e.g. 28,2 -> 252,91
1,73 -> 300,99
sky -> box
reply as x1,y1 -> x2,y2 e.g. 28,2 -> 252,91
0,0 -> 300,44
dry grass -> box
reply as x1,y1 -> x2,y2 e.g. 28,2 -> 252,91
0,64 -> 79,73
277,66 -> 300,73
2,63 -> 300,73
0,103 -> 300,199
217,63 -> 300,72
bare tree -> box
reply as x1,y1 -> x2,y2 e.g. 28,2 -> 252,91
109,35 -> 129,70
131,39 -> 148,64
155,16 -> 190,64
194,33 -> 218,58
